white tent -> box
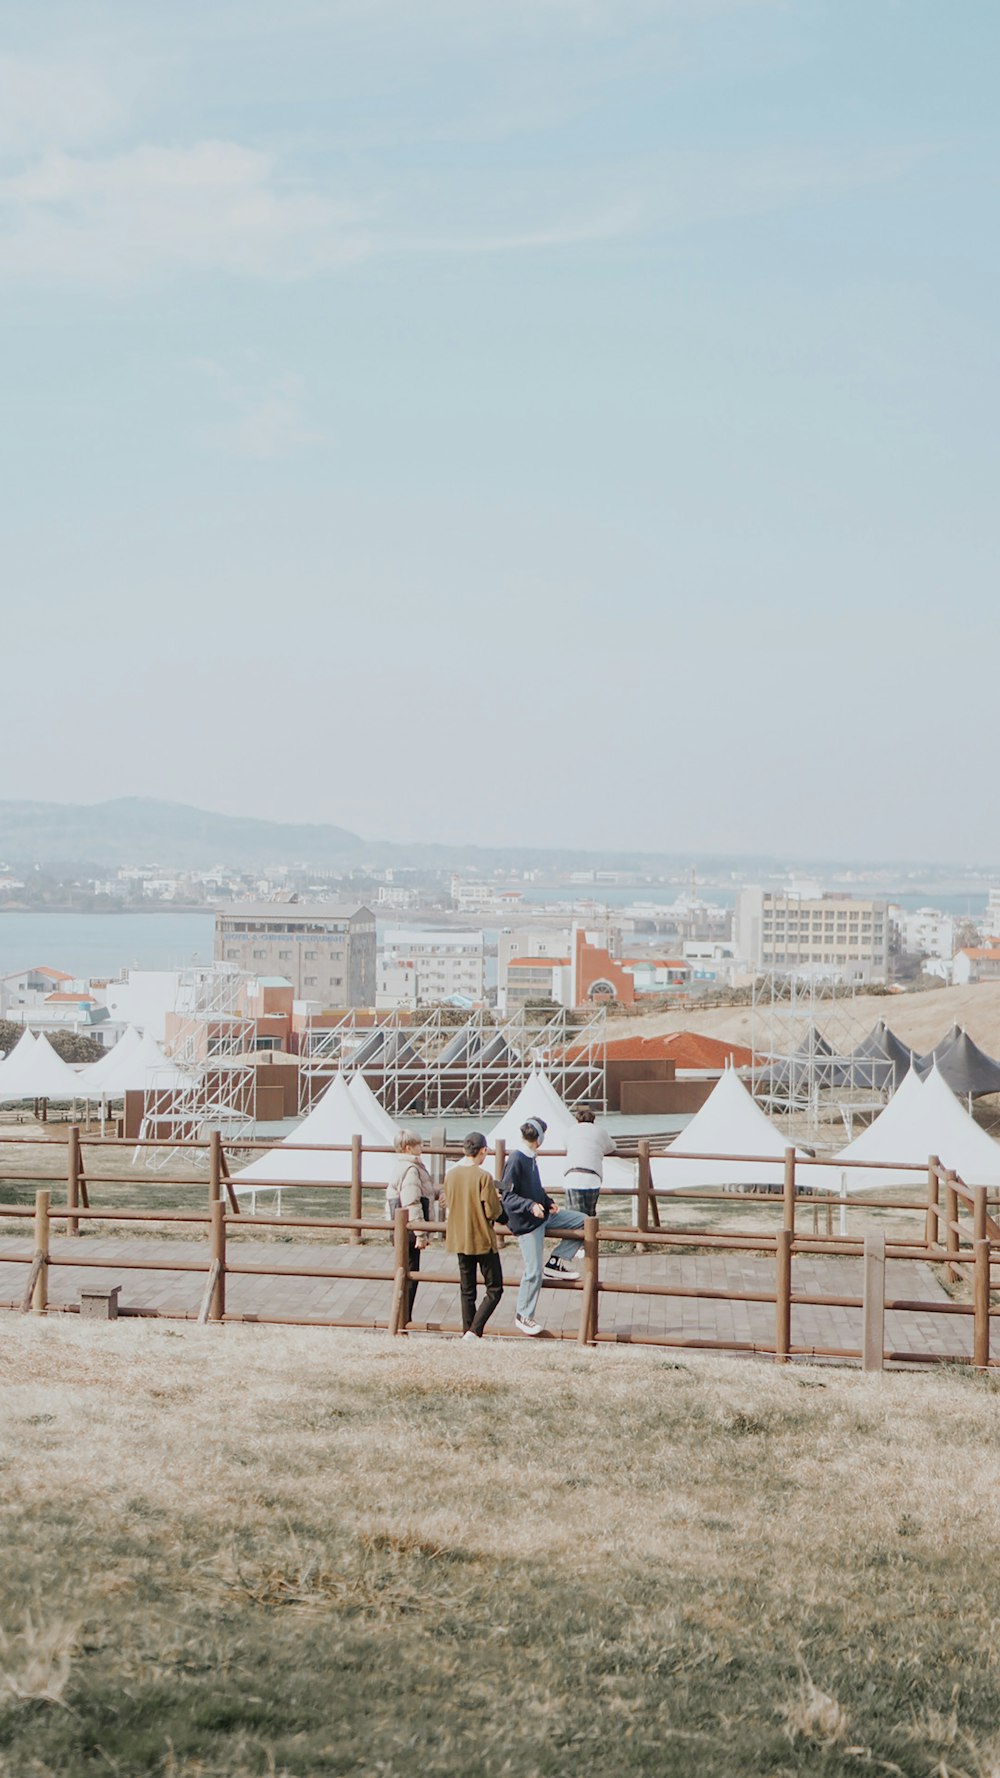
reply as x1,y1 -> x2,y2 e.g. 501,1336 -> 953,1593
488,1069 -> 579,1188
487,1068 -> 635,1197
347,1072 -> 399,1146
77,1028 -> 187,1098
835,1064 -> 1000,1190
0,1030 -> 37,1095
0,1031 -> 80,1101
234,1071 -> 393,1195
651,1067 -> 796,1192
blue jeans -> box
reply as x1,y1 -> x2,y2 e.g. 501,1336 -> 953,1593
516,1207 -> 585,1321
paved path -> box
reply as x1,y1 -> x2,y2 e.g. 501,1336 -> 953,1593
0,1234 -> 973,1363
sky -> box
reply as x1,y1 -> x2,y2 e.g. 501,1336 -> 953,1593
2,0 -> 998,860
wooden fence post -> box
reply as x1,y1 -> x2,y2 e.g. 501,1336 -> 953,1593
774,1228 -> 792,1363
974,1238 -> 991,1370
33,1188 -> 50,1315
67,1123 -> 81,1238
974,1184 -> 988,1246
494,1138 -> 507,1249
209,1197 -> 226,1322
945,1170 -> 959,1283
350,1134 -> 363,1245
578,1213 -> 599,1346
208,1129 -> 221,1209
783,1148 -> 797,1232
388,1206 -> 409,1335
862,1232 -> 885,1372
925,1155 -> 941,1251
636,1141 -> 650,1251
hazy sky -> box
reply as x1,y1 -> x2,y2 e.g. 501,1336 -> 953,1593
2,1 -> 998,859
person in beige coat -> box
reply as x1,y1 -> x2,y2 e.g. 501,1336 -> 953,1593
444,1132 -> 506,1340
386,1130 -> 439,1325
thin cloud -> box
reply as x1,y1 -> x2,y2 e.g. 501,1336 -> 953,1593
0,140 -> 370,287
196,366 -> 328,461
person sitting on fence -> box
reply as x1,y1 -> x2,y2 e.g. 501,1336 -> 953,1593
564,1105 -> 616,1219
386,1130 -> 438,1326
501,1117 -> 586,1337
444,1132 -> 507,1341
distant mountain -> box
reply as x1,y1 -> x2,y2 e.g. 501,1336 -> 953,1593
0,798 -> 363,871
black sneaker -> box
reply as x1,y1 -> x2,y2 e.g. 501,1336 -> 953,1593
543,1257 -> 579,1281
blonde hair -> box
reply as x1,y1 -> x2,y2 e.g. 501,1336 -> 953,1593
395,1129 -> 422,1153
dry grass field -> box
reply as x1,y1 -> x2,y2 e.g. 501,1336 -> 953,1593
3,1319 -> 1000,1777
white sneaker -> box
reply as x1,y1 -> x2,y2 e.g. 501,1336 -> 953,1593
461,1330 -> 479,1342
515,1313 -> 543,1336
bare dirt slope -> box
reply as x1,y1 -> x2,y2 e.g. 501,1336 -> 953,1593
615,979 -> 1000,1055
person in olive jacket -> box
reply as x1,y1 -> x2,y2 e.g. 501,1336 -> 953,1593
501,1116 -> 585,1336
445,1132 -> 507,1340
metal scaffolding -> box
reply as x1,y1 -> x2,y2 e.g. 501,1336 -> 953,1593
139,964 -> 257,1167
298,1006 -> 608,1117
749,971 -> 887,1144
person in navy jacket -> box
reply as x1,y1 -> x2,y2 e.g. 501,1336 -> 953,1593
501,1116 -> 585,1336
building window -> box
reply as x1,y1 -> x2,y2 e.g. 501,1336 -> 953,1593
305,950 -> 317,960
305,976 -> 317,986
279,950 -> 291,960
253,950 -> 266,960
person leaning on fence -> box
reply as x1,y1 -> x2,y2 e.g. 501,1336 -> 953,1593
444,1132 -> 507,1341
501,1116 -> 586,1337
386,1130 -> 438,1326
564,1105 -> 617,1218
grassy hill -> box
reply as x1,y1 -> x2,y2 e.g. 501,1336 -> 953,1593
2,1319 -> 998,1777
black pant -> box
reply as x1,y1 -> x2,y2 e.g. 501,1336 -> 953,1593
458,1250 -> 504,1336
407,1235 -> 421,1323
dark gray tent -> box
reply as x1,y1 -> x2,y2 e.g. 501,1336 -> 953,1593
758,1025 -> 850,1094
916,1027 -> 1000,1097
849,1021 -> 915,1092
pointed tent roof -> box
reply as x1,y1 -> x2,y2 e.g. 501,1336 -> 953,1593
347,1072 -> 399,1145
0,1029 -> 37,1091
488,1068 -> 635,1195
916,1027 -> 1000,1097
835,1065 -> 1000,1190
77,1028 -> 187,1097
652,1068 -> 796,1192
0,1031 -> 80,1100
235,1072 -> 392,1190
850,1021 -> 915,1091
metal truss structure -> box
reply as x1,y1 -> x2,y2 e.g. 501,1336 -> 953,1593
139,964 -> 257,1168
749,971 -> 887,1144
298,1006 -> 608,1117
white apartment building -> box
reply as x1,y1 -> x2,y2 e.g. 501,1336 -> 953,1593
497,928 -> 572,1013
900,907 -> 956,962
735,888 -> 890,983
984,889 -> 1000,939
379,929 -> 485,1007
450,879 -> 495,910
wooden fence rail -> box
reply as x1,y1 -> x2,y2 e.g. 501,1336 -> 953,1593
1,1127 -> 997,1369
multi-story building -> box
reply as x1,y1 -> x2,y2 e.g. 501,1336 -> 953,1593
735,888 -> 890,983
379,929 -> 485,1007
214,901 -> 376,1005
900,907 -> 956,962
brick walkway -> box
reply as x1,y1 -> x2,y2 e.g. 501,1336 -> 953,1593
0,1234 -> 973,1364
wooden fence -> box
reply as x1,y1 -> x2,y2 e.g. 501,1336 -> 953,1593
1,1126 -> 999,1369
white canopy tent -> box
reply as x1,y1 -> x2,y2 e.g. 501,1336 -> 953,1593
0,1031 -> 80,1101
234,1072 -> 394,1201
835,1065 -> 1000,1191
347,1072 -> 399,1146
0,1030 -> 37,1095
76,1028 -> 188,1099
650,1067 -> 797,1193
487,1068 -> 635,1198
